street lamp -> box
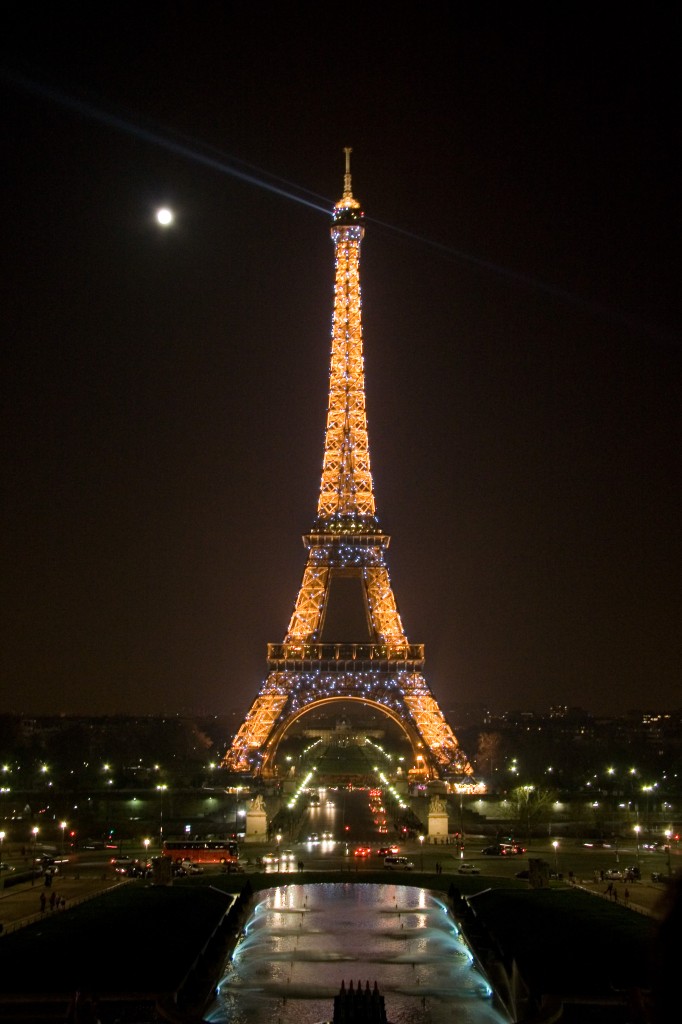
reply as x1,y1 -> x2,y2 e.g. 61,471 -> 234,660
0,830 -> 5,869
60,821 -> 67,857
31,826 -> 39,885
419,834 -> 424,871
665,830 -> 673,877
143,837 -> 151,866
634,824 -> 641,865
156,784 -> 168,848
552,840 -> 559,873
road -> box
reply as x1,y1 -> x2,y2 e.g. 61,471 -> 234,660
1,786 -> 677,931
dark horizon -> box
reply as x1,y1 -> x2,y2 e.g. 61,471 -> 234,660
1,9 -> 679,718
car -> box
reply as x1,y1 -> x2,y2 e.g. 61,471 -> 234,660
384,856 -> 414,870
261,852 -> 279,864
516,867 -> 559,880
180,859 -> 204,874
0,862 -> 15,873
321,831 -> 333,840
126,860 -> 152,878
279,849 -> 295,861
458,862 -> 480,874
307,833 -> 320,843
603,869 -> 624,880
110,856 -> 134,868
482,845 -> 503,855
376,846 -> 399,856
354,847 -> 371,858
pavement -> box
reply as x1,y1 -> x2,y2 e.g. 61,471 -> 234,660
572,875 -> 672,918
0,857 -> 674,938
0,871 -> 128,935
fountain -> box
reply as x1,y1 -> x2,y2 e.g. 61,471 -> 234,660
206,882 -> 511,1024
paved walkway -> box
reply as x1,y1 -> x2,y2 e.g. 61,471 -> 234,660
1,866 -> 672,938
573,875 -> 671,918
0,873 -> 127,935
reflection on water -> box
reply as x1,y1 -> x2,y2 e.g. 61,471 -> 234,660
206,883 -> 511,1024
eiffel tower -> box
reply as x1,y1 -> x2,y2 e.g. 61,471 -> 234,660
224,150 -> 472,781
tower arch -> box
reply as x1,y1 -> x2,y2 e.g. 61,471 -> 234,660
259,695 -> 430,778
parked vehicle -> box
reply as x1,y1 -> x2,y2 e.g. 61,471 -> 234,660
384,856 -> 414,870
482,842 -> 525,856
457,862 -> 480,875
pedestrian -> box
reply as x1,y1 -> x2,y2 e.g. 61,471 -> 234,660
605,882 -> 613,899
60,897 -> 66,910
624,886 -> 630,906
613,886 -> 619,902
39,891 -> 46,913
49,890 -> 57,910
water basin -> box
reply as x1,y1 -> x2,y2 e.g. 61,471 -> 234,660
206,882 -> 511,1024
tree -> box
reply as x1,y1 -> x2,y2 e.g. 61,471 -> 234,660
475,732 -> 504,780
508,785 -> 558,841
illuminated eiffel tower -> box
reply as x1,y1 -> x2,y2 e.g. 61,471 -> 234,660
224,150 -> 472,781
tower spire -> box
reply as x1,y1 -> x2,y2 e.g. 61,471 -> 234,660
343,145 -> 353,199
317,149 -> 374,528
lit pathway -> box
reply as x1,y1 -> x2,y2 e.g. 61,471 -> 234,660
0,874 -> 127,935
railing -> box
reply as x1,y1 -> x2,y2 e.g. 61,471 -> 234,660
268,642 -> 424,662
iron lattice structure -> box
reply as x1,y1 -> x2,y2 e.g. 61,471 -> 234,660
224,150 -> 472,780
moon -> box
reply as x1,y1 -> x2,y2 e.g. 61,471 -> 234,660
155,207 -> 174,227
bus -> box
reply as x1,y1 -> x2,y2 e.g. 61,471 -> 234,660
161,839 -> 239,867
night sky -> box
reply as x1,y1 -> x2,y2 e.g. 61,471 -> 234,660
1,7 -> 679,717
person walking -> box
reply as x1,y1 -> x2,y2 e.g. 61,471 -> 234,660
39,891 -> 46,913
624,886 -> 630,907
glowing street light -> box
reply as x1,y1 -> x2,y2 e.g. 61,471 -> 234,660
419,834 -> 425,871
552,840 -> 559,873
156,784 -> 168,848
60,821 -> 67,857
634,824 -> 641,864
0,830 -> 5,863
31,826 -> 39,886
